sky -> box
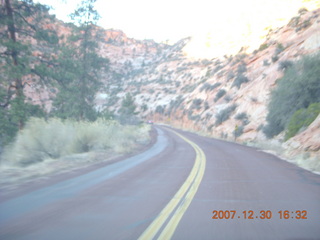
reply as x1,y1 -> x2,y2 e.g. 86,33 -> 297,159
35,0 -> 319,58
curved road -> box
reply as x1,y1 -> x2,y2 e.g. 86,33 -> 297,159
0,126 -> 320,240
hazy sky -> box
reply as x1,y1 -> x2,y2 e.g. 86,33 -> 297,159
35,0 -> 320,58
36,0 -> 317,41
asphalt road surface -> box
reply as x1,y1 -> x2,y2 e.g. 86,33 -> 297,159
0,126 -> 320,240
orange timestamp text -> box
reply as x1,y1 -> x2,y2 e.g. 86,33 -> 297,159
212,210 -> 307,220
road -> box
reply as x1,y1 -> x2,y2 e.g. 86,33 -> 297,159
0,126 -> 320,240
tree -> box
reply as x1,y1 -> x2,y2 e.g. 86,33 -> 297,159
0,0 -> 57,144
51,0 -> 109,121
263,54 -> 320,138
118,93 -> 139,124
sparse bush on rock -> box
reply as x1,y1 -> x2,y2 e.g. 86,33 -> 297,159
233,125 -> 244,138
215,104 -> 237,126
258,43 -> 269,51
235,112 -> 248,120
232,74 -> 249,89
214,89 -> 227,102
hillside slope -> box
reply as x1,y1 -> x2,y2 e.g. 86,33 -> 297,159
25,9 -> 320,172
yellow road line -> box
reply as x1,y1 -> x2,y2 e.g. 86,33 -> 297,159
138,129 -> 206,240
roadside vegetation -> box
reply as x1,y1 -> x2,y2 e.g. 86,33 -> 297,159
1,118 -> 150,166
263,53 -> 320,139
0,0 -> 150,186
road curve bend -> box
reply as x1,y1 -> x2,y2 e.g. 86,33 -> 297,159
0,126 -> 319,240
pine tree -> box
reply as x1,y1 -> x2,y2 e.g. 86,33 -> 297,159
118,93 -> 139,125
0,0 -> 58,144
51,0 -> 109,121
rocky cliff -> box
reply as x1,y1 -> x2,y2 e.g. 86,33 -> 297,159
25,8 -> 320,172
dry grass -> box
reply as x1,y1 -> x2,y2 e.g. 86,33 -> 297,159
0,118 -> 151,188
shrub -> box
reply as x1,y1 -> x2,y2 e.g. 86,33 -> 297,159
155,105 -> 165,114
204,101 -> 209,110
141,104 -> 148,112
235,112 -> 248,120
296,20 -> 311,32
211,82 -> 222,89
224,95 -> 232,102
192,99 -> 203,110
298,7 -> 308,15
263,59 -> 270,66
275,43 -> 285,54
271,54 -> 279,63
278,60 -> 293,71
288,16 -> 300,28
214,89 -> 226,102
237,62 -> 247,74
200,82 -> 221,92
271,43 -> 285,63
232,74 -> 249,89
1,118 -> 150,166
227,71 -> 235,81
215,104 -> 237,126
233,125 -> 244,138
264,53 -> 320,138
258,43 -> 269,51
285,103 -> 320,140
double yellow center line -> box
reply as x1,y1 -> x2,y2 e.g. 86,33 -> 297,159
138,129 -> 206,240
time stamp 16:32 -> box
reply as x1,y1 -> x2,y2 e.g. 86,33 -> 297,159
212,210 -> 308,220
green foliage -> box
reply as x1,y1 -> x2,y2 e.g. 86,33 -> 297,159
258,43 -> 269,51
155,105 -> 165,114
226,71 -> 235,81
288,16 -> 300,28
278,60 -> 293,71
0,92 -> 45,146
214,89 -> 226,102
232,74 -> 249,89
1,118 -> 150,166
233,125 -> 244,138
264,54 -> 320,138
275,43 -> 285,54
271,55 -> 279,63
235,112 -> 248,120
237,62 -> 247,74
168,96 -> 184,112
215,104 -> 237,126
0,0 -> 58,144
271,43 -> 285,63
298,7 -> 308,15
285,103 -> 320,140
191,98 -> 203,110
118,93 -> 139,124
51,1 -> 109,121
119,93 -> 137,116
263,59 -> 270,66
98,109 -> 114,120
200,82 -> 221,92
141,104 -> 148,112
296,20 -> 311,32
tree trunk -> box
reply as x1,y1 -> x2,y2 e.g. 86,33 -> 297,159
5,0 -> 25,129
